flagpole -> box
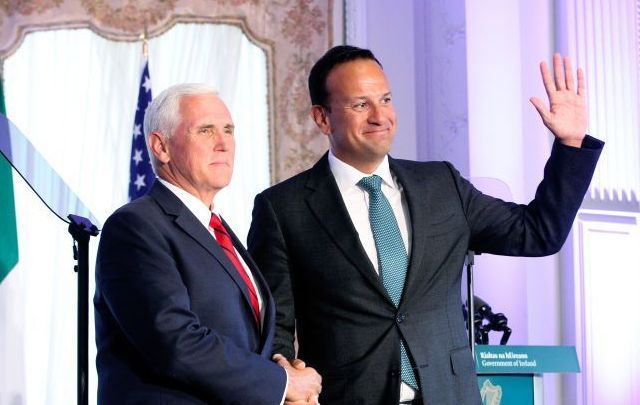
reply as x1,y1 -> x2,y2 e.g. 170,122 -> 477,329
141,24 -> 149,60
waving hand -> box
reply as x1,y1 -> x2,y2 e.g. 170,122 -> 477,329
530,53 -> 588,147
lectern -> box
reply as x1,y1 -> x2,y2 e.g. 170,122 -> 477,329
475,345 -> 579,404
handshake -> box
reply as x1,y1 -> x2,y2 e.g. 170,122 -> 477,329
273,353 -> 323,405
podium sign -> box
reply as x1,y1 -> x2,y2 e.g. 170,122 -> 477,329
475,346 -> 579,405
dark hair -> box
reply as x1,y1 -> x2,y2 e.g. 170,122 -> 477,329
308,45 -> 382,107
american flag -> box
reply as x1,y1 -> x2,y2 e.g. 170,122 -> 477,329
128,62 -> 155,200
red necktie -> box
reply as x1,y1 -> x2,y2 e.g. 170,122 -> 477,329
209,214 -> 261,326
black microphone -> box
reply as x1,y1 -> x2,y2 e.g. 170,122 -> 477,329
469,295 -> 512,345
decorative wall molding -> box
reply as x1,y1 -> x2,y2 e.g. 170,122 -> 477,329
564,210 -> 640,404
0,0 -> 333,182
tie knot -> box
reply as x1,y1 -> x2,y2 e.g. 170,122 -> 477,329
209,213 -> 225,233
357,175 -> 383,195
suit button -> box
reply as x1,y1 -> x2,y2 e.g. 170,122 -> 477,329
396,313 -> 406,323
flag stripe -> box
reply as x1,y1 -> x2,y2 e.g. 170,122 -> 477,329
0,76 -> 19,282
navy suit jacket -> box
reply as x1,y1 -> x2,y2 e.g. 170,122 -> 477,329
95,182 -> 286,404
248,137 -> 603,405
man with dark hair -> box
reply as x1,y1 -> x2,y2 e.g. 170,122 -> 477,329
308,45 -> 382,107
248,46 -> 602,404
95,84 -> 322,404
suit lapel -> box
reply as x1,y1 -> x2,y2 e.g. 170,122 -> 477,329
305,154 -> 392,303
149,183 -> 259,336
389,158 -> 429,303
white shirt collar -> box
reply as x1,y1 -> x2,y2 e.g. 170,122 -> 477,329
328,150 -> 395,194
157,178 -> 217,229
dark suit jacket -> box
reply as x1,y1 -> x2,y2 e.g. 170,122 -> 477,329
94,182 -> 286,404
247,137 -> 603,405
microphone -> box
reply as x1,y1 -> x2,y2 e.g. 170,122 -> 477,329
464,295 -> 512,345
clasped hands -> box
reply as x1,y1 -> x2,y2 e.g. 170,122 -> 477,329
273,353 -> 322,405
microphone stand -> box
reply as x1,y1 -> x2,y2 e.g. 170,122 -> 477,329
68,215 -> 99,405
465,250 -> 476,359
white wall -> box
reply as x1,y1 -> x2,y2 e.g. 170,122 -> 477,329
344,0 -> 418,161
465,0 -> 529,350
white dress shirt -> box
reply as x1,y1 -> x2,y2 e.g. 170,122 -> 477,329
328,152 -> 417,402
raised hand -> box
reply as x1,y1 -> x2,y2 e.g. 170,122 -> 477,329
530,53 -> 588,147
273,354 -> 322,404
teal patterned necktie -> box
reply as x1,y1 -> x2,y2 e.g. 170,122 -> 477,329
357,175 -> 419,391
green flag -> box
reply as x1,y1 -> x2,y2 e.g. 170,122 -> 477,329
0,75 -> 19,282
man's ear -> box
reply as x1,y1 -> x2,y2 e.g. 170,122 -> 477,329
149,132 -> 170,164
310,105 -> 331,135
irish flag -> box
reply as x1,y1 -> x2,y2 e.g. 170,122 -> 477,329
0,74 -> 24,403
0,76 -> 18,281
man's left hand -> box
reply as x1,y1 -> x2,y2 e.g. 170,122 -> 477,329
530,53 -> 588,147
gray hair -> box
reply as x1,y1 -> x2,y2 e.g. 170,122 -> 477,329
143,83 -> 219,141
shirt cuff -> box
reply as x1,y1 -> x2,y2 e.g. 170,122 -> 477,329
280,368 -> 289,405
